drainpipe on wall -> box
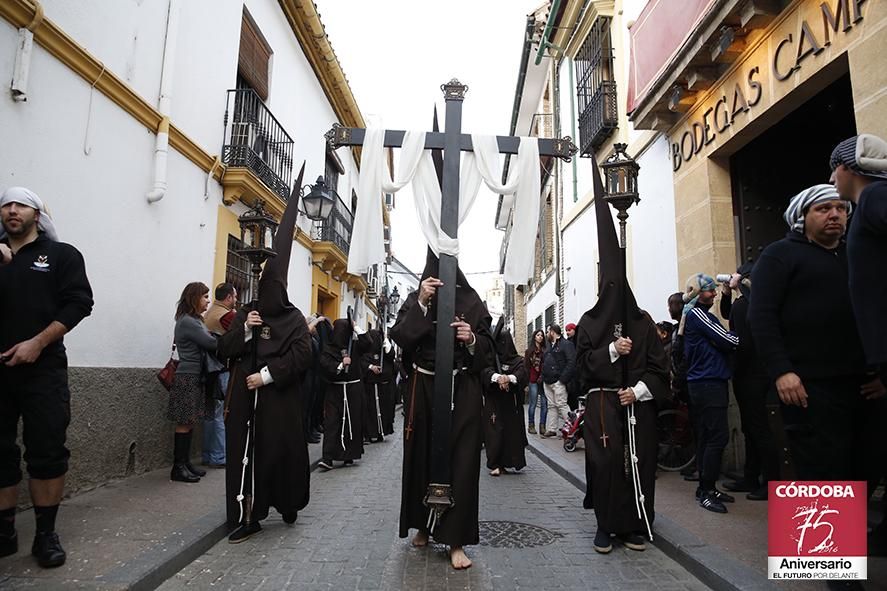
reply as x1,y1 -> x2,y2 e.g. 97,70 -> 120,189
146,0 -> 180,204
10,1 -> 43,102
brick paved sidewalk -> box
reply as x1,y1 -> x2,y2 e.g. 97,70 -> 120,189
160,423 -> 709,591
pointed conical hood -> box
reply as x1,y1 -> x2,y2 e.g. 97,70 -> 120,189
585,154 -> 641,321
576,157 -> 659,391
258,162 -> 305,316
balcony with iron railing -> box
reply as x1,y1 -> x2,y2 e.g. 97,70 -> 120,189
578,80 -> 618,156
222,88 -> 294,201
311,194 -> 353,256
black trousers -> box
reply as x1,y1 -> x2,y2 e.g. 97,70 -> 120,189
780,376 -> 865,481
733,371 -> 779,485
688,380 -> 729,491
0,366 -> 71,488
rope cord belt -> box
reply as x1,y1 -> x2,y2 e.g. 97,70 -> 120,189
236,387 -> 260,524
586,388 -> 653,541
332,379 -> 360,451
373,383 -> 383,435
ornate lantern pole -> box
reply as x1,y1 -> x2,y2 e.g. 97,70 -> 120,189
601,143 -> 640,385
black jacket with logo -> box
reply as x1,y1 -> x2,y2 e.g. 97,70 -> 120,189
0,234 -> 94,369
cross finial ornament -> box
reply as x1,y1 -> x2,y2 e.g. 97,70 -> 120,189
441,78 -> 468,101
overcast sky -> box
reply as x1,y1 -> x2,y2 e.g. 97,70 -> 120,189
315,0 -> 544,296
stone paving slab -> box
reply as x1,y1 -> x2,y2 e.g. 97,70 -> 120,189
160,422 -> 709,591
0,438 -> 324,590
524,422 -> 887,591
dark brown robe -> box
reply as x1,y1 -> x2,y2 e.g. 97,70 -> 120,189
482,327 -> 529,471
391,284 -> 493,547
217,310 -> 313,527
576,305 -> 668,535
361,329 -> 397,438
319,319 -> 373,461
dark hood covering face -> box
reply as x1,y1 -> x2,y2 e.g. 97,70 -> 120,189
576,156 -> 657,389
492,320 -> 521,372
330,318 -> 352,351
257,162 -> 305,318
253,163 -> 308,360
419,248 -> 471,292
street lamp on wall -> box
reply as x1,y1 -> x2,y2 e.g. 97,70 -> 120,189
300,176 -> 337,221
601,143 -> 640,248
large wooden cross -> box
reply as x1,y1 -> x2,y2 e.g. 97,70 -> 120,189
325,78 -> 576,518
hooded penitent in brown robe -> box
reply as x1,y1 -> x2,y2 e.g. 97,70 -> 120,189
361,329 -> 397,440
319,318 -> 373,463
217,164 -> 314,528
390,250 -> 494,547
482,319 -> 529,472
575,157 -> 668,538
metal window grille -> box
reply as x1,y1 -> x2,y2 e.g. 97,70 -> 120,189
226,235 -> 253,303
544,305 -> 555,331
575,16 -> 617,157
222,88 -> 294,201
534,315 -> 542,333
527,323 -> 534,347
325,153 -> 341,195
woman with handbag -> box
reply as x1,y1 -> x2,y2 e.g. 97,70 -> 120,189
168,282 -> 217,483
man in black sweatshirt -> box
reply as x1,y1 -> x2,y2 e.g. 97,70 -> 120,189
749,184 -> 873,481
0,187 -> 93,569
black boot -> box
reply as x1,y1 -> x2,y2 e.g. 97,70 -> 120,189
171,432 -> 199,483
0,507 -> 16,558
228,520 -> 262,543
181,432 -> 206,477
31,531 -> 65,568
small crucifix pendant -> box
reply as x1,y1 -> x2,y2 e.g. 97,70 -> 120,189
405,424 -> 413,441
600,433 -> 609,448
491,412 -> 496,425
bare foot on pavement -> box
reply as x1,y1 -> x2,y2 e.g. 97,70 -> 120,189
411,530 -> 429,547
450,546 -> 472,569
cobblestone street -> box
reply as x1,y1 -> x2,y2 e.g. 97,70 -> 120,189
160,423 -> 709,591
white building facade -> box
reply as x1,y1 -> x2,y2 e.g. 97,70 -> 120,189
0,0 -> 376,494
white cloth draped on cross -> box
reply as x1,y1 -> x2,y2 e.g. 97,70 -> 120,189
346,128 -> 540,284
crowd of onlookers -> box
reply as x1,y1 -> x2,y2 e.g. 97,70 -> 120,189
524,134 -> 887,558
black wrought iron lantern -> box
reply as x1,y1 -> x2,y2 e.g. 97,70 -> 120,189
389,286 -> 400,307
237,199 -> 278,265
601,143 -> 640,216
301,176 -> 337,221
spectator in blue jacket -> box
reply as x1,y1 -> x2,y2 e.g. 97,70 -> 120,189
679,273 -> 738,514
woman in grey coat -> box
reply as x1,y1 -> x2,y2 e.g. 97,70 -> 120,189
168,282 -> 217,483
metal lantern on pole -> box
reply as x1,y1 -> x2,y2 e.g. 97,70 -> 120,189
601,143 -> 640,248
237,199 -> 278,302
601,143 -> 640,388
300,176 -> 337,221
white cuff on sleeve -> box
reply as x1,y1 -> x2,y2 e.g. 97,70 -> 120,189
353,324 -> 366,336
383,339 -> 392,353
260,366 -> 274,385
509,375 -> 518,384
633,380 -> 653,402
491,373 -> 500,383
418,300 -> 428,316
609,342 -> 619,363
244,324 -> 253,343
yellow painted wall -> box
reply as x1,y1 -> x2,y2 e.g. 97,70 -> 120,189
213,206 -> 241,292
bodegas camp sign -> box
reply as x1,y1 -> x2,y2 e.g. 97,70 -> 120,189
671,0 -> 867,172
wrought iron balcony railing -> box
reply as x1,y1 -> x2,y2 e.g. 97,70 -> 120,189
222,88 -> 294,201
578,80 -> 618,156
311,194 -> 353,256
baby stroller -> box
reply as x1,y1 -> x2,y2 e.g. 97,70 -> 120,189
560,395 -> 586,452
